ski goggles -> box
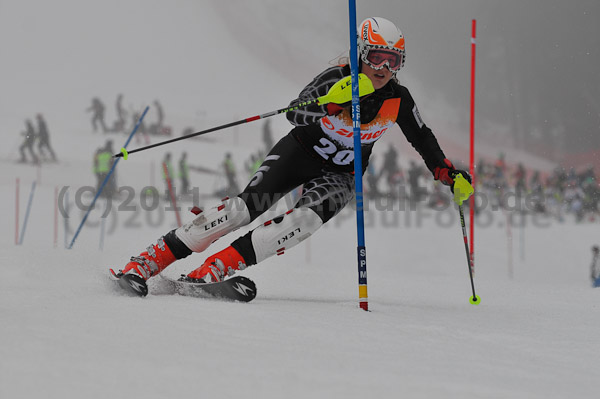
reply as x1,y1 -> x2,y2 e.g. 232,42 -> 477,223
363,48 -> 404,72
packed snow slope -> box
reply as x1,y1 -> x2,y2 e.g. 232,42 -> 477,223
1,1 -> 599,398
2,168 -> 600,399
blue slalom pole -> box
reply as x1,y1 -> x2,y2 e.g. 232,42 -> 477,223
18,181 -> 37,245
68,106 -> 149,249
348,0 -> 368,311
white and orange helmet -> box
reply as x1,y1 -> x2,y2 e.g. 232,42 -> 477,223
358,17 -> 405,72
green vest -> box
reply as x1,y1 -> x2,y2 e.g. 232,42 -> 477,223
251,159 -> 261,175
224,159 -> 235,174
179,160 -> 189,179
96,151 -> 112,173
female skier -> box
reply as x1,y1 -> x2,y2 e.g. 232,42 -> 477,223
113,17 -> 471,292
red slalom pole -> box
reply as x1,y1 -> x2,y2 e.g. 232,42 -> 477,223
469,19 -> 476,273
15,178 -> 20,245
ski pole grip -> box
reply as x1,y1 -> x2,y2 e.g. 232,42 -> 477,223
453,173 -> 474,205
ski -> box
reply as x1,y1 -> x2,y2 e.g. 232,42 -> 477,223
161,274 -> 257,303
109,269 -> 257,302
109,268 -> 148,297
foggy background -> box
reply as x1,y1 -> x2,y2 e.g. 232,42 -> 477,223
1,0 -> 599,170
2,3 -> 600,397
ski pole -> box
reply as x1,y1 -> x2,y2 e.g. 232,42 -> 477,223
458,204 -> 479,305
115,74 -> 375,159
68,106 -> 149,249
453,174 -> 480,305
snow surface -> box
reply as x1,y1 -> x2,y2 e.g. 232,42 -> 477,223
3,174 -> 600,399
2,1 -> 600,398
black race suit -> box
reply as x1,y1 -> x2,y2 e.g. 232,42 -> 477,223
165,65 -> 450,265
239,64 -> 448,223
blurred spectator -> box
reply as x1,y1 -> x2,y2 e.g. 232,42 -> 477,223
162,152 -> 175,198
93,140 -> 117,198
36,114 -> 57,162
514,163 -> 527,196
87,97 -> 108,133
379,144 -> 402,197
591,246 -> 600,287
223,152 -> 240,196
262,120 -> 273,153
366,154 -> 381,199
109,94 -> 127,133
18,119 -> 39,164
133,111 -> 149,144
179,152 -> 190,196
408,160 -> 425,201
148,100 -> 172,136
245,152 -> 263,179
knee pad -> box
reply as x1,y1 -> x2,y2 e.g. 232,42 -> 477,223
251,207 -> 323,263
175,197 -> 251,253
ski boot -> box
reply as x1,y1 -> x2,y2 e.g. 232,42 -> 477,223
111,238 -> 177,296
182,246 -> 247,284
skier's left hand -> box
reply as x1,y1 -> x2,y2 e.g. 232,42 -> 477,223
433,159 -> 472,190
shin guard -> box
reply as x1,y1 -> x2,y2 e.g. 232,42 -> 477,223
250,207 -> 323,263
175,197 -> 251,253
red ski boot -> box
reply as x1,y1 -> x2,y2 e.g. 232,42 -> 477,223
185,246 -> 247,283
111,238 -> 177,297
121,238 -> 177,280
